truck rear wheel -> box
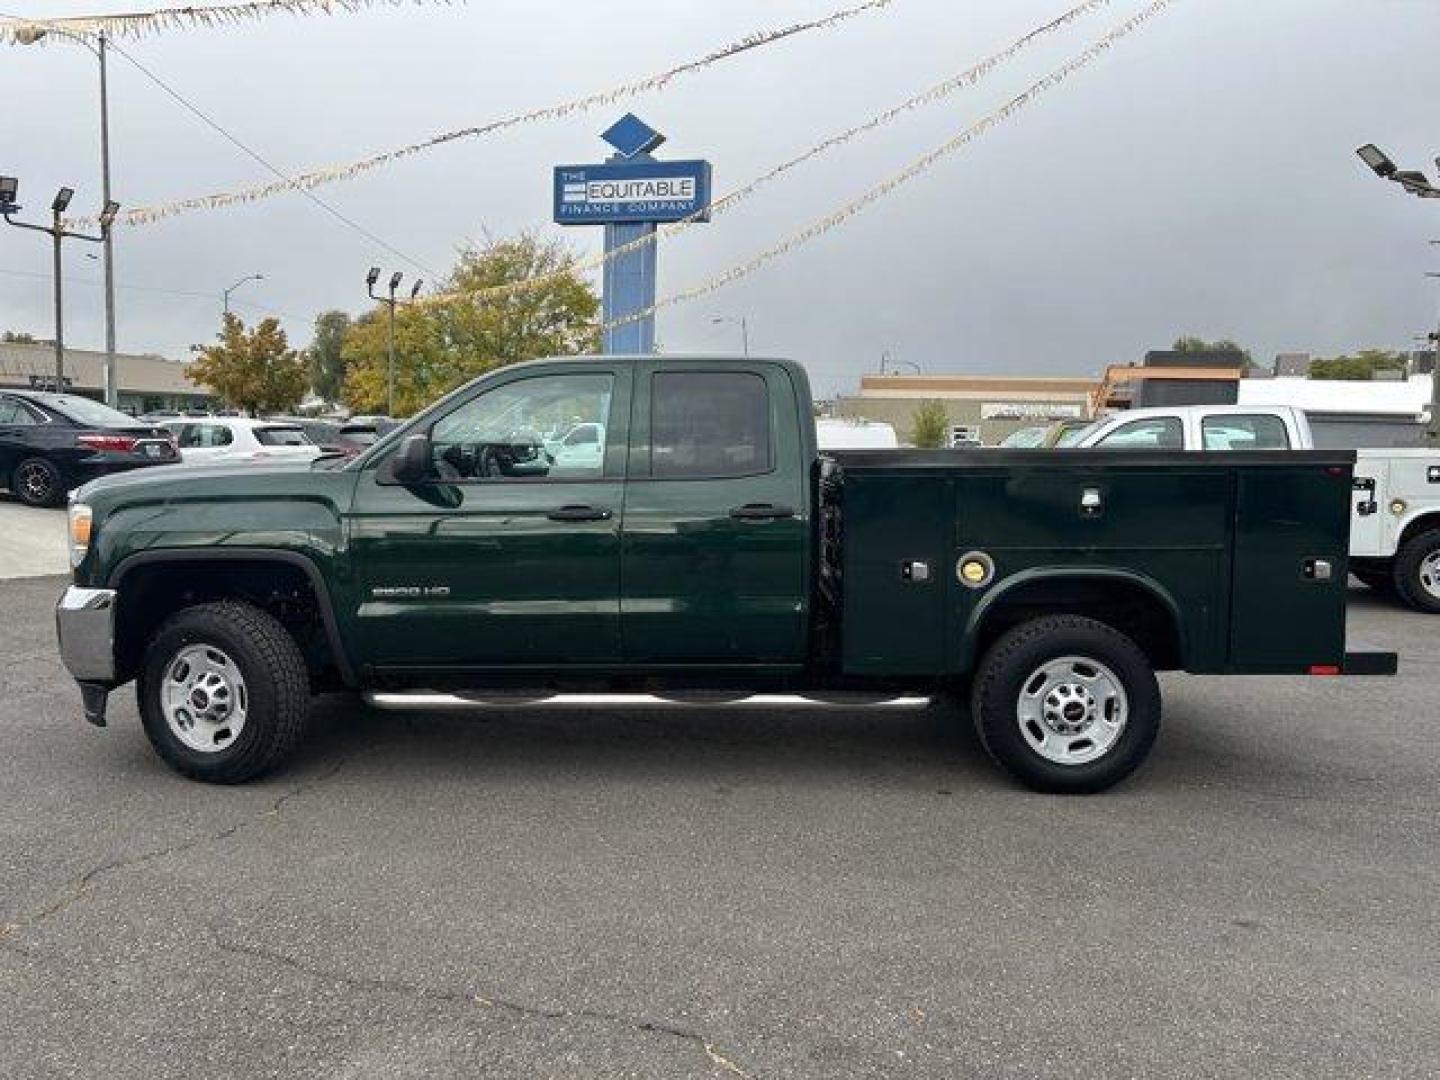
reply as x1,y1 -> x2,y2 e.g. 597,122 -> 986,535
971,616 -> 1160,794
137,601 -> 311,783
1392,530 -> 1440,614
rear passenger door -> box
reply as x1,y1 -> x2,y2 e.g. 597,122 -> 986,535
620,362 -> 809,665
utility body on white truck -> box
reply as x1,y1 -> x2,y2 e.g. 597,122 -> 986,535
1074,405 -> 1440,612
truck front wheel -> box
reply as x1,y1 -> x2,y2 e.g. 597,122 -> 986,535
1392,530 -> 1440,614
971,616 -> 1160,794
137,601 -> 311,783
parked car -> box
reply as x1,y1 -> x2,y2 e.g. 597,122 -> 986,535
163,418 -> 322,465
0,390 -> 178,507
998,425 -> 1050,448
815,417 -> 900,450
57,355 -> 1392,792
997,419 -> 1095,448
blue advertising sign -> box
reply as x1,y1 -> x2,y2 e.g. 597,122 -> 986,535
553,159 -> 712,225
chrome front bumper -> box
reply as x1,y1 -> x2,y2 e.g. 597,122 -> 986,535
55,586 -> 117,684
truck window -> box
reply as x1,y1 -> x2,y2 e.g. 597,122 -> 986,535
1092,417 -> 1182,449
651,371 -> 771,478
1201,414 -> 1290,450
431,372 -> 614,481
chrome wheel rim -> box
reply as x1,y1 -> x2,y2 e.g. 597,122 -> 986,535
161,644 -> 248,753
1419,550 -> 1440,601
1017,655 -> 1128,765
17,461 -> 53,503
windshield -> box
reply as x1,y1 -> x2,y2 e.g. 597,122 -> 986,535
999,426 -> 1048,448
41,395 -> 143,428
1054,423 -> 1096,447
255,426 -> 312,447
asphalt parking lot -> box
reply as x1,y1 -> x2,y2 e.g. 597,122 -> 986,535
1,554 -> 1437,1077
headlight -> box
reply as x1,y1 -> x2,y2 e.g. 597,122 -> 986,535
68,502 -> 93,568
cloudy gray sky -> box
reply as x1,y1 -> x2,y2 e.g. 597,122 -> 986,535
2,0 -> 1438,396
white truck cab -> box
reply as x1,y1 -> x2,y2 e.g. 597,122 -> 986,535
1074,405 -> 1313,451
1076,405 -> 1440,612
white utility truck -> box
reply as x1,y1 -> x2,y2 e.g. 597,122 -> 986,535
1073,405 -> 1440,613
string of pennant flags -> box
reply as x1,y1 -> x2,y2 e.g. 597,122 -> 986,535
590,0 -> 1178,337
69,0 -> 901,229
408,0 -> 1115,311
0,0 -> 460,44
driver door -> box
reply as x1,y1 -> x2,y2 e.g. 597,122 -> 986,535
348,364 -> 630,671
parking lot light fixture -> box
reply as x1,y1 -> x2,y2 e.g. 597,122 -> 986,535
1357,144 -> 1397,178
0,175 -> 18,210
52,187 -> 74,214
366,266 -> 381,288
410,279 -> 423,300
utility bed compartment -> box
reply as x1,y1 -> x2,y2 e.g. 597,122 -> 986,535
826,449 -> 1356,678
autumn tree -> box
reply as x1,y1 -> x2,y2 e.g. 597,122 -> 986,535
910,400 -> 951,448
306,310 -> 350,404
189,313 -> 308,416
341,233 -> 600,416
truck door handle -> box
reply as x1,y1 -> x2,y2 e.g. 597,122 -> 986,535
546,504 -> 612,522
729,503 -> 796,521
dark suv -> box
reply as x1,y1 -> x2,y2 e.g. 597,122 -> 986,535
0,390 -> 178,507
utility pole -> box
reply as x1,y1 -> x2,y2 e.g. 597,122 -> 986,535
1,179 -> 118,389
366,268 -> 423,416
711,315 -> 749,356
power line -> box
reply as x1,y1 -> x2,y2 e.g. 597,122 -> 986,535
102,36 -> 439,277
0,266 -> 310,322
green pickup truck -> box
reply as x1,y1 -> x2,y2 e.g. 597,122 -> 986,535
55,355 -> 1394,793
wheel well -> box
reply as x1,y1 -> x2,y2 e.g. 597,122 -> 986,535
1399,513 -> 1440,549
970,577 -> 1183,672
113,558 -> 344,688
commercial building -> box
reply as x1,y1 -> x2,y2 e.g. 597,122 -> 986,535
835,373 -> 1097,446
0,340 -> 215,415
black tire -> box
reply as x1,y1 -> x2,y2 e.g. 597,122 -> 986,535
11,456 -> 63,508
137,600 -> 311,783
970,615 -> 1160,794
1392,529 -> 1440,615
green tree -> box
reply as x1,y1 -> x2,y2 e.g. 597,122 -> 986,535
189,313 -> 308,416
2,331 -> 36,343
1172,335 -> 1255,368
306,310 -> 350,404
1310,348 -> 1409,381
342,233 -> 600,416
910,400 -> 950,448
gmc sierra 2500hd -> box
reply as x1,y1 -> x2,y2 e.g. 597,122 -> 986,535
56,355 -> 1395,793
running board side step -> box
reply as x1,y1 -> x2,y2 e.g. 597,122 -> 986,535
363,691 -> 933,711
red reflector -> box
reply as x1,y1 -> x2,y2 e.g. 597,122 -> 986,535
77,434 -> 138,453
1324,466 -> 1348,477
1308,664 -> 1341,677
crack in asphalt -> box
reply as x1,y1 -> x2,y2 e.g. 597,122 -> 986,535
205,933 -> 754,1078
0,757 -> 347,942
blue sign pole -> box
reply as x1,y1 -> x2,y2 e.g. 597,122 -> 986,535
602,218 -> 657,354
553,114 -> 711,356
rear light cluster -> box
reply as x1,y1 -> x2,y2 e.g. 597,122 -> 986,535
76,434 -> 138,453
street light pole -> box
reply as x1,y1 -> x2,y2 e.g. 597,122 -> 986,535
1,180 -> 119,390
18,27 -> 119,405
367,269 -> 423,417
222,273 -> 264,316
711,315 -> 750,356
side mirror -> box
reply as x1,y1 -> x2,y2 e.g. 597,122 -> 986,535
391,433 -> 434,484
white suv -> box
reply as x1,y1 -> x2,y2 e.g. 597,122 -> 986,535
164,418 -> 322,465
